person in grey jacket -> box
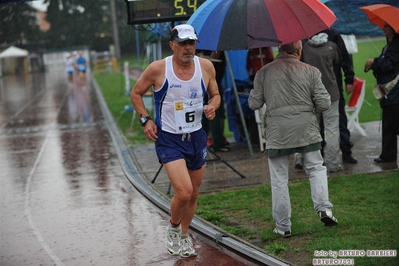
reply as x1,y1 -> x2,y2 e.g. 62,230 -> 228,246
248,40 -> 338,237
302,32 -> 342,173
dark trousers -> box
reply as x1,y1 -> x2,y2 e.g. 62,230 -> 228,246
380,104 -> 399,161
338,88 -> 354,155
209,92 -> 226,150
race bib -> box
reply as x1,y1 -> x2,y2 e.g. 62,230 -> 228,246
78,64 -> 86,71
174,98 -> 203,133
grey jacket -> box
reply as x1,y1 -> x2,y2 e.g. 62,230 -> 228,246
302,36 -> 341,102
248,52 -> 331,150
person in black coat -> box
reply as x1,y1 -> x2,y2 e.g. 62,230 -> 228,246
364,23 -> 399,163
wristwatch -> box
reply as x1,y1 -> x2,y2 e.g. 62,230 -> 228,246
140,116 -> 152,127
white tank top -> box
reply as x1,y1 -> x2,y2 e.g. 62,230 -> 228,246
153,56 -> 206,133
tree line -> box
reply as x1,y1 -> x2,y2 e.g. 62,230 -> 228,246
0,0 -> 142,54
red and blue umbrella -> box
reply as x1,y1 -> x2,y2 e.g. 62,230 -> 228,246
187,0 -> 337,51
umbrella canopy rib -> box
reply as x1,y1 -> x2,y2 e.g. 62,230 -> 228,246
194,1 -> 233,51
247,0 -> 280,48
218,1 -> 248,51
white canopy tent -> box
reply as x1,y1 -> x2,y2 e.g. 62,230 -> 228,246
0,46 -> 29,76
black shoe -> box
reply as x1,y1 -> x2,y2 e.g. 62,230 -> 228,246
294,154 -> 304,170
319,211 -> 338,227
342,154 -> 357,164
273,228 -> 291,238
374,157 -> 396,163
223,136 -> 230,146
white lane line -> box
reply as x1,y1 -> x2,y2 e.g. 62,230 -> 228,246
24,129 -> 65,266
23,85 -> 71,266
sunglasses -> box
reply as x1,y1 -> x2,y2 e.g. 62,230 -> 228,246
176,40 -> 196,46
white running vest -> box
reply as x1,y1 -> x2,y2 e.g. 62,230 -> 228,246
153,56 -> 206,133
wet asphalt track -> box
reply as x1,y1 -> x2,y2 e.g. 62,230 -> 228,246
0,71 -> 271,266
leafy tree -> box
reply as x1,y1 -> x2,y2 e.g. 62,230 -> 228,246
43,0 -> 113,51
44,0 -> 162,56
116,0 -> 137,55
0,3 -> 43,46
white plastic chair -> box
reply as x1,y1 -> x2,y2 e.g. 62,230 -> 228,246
254,104 -> 267,151
345,77 -> 367,137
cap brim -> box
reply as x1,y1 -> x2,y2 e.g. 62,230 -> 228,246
174,36 -> 198,42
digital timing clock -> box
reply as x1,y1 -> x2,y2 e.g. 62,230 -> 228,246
125,0 -> 206,25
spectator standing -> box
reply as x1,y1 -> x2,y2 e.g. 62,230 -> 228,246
323,28 -> 357,164
246,47 -> 274,81
302,32 -> 342,173
248,40 -> 338,237
209,51 -> 230,152
364,22 -> 399,163
294,28 -> 357,169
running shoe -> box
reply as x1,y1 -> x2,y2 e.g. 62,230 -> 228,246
180,235 -> 197,257
165,224 -> 181,256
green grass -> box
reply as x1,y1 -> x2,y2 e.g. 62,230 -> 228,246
94,72 -> 153,144
196,172 -> 399,265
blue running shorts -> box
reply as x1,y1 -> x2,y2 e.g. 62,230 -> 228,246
155,128 -> 207,170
